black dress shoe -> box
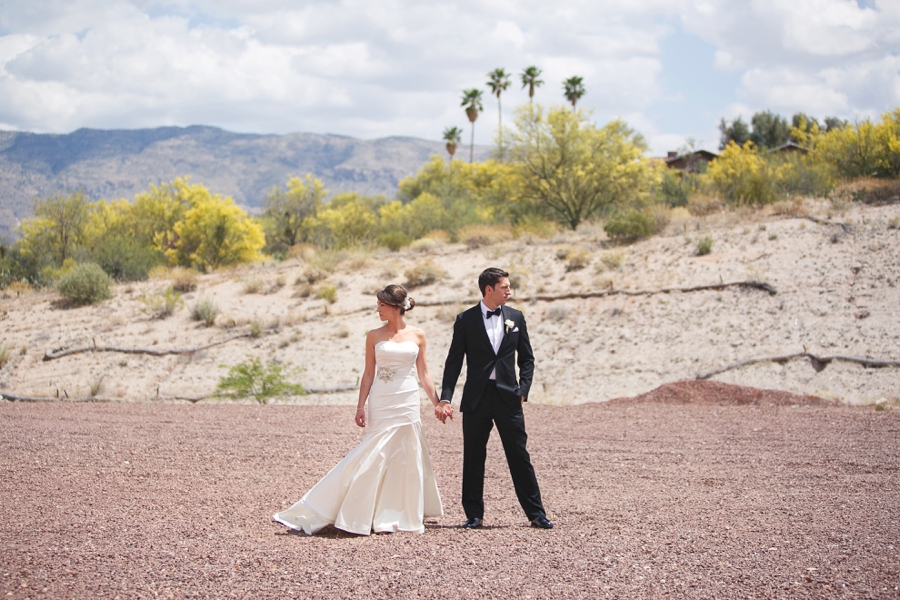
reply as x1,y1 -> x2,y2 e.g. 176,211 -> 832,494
531,516 -> 554,529
461,517 -> 482,529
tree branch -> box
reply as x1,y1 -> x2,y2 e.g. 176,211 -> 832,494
404,280 -> 777,309
697,351 -> 900,380
42,331 -> 268,362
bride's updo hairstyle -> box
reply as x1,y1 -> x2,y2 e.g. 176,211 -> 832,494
377,284 -> 415,315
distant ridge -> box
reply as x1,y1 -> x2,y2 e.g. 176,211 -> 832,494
0,125 -> 490,239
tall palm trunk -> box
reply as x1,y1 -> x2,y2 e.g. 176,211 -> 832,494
497,95 -> 503,160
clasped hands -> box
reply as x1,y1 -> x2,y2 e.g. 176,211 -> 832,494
434,402 -> 454,424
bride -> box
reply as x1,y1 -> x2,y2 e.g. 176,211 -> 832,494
273,284 -> 451,535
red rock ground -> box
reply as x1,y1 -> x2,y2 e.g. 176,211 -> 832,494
2,381 -> 898,599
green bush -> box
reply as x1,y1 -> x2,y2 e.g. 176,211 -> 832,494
603,210 -> 655,244
56,262 -> 112,306
89,236 -> 164,282
217,357 -> 305,404
377,231 -> 410,252
190,297 -> 219,327
657,170 -> 693,207
141,286 -> 183,319
316,284 -> 338,304
697,236 -> 713,256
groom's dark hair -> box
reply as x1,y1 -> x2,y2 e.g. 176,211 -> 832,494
478,267 -> 509,296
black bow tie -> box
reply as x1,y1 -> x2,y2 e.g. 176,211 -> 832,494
485,308 -> 502,319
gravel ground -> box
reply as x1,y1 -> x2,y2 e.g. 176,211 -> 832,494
2,382 -> 899,599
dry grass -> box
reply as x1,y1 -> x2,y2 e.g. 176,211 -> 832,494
170,268 -> 199,293
457,224 -> 514,248
687,194 -> 723,216
598,250 -> 626,271
242,278 -> 265,294
405,260 -> 446,288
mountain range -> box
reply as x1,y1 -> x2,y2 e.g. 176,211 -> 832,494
0,125 -> 489,240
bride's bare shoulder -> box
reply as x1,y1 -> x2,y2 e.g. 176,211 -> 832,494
366,326 -> 389,344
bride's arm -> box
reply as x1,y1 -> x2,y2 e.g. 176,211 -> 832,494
356,332 -> 377,427
414,331 -> 440,406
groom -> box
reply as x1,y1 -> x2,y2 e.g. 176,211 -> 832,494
437,267 -> 553,530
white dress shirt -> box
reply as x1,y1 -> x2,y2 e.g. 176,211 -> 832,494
481,301 -> 504,380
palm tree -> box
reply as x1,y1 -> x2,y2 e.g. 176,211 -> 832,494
563,76 -> 586,108
520,66 -> 544,105
487,68 -> 511,158
442,126 -> 463,173
460,88 -> 484,163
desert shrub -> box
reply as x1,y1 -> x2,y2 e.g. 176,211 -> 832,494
249,319 -> 263,338
299,264 -> 328,284
564,248 -> 591,272
141,286 -> 183,319
409,237 -> 439,253
190,297 -> 219,327
832,177 -> 900,206
603,210 -> 655,243
57,262 -> 112,306
771,152 -> 837,198
513,218 -> 559,240
89,235 -> 164,282
7,281 -> 33,294
287,243 -> 316,261
88,375 -> 105,397
377,231 -> 410,252
217,357 -> 305,404
457,224 -> 514,248
316,284 -> 338,304
293,282 -> 313,298
422,230 -> 451,243
170,267 -> 199,292
771,197 -> 809,217
599,250 -> 625,270
507,267 -> 530,291
242,277 -> 264,294
546,306 -> 569,322
657,169 -> 694,207
697,236 -> 713,256
0,342 -> 10,368
686,194 -> 723,216
405,260 -> 446,287
645,205 -> 671,234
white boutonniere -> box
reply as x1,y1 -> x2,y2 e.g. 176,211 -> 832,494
505,319 -> 515,334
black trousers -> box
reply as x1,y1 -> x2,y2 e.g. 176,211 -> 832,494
462,381 -> 545,521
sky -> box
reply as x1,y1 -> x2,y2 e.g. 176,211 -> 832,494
0,0 -> 898,156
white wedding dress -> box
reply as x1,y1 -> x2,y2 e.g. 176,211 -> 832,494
273,341 -> 443,535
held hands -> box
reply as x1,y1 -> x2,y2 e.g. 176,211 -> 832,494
434,402 -> 454,424
355,407 -> 366,428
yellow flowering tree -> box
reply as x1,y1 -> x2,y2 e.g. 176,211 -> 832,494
17,190 -> 92,268
704,141 -> 778,205
308,192 -> 379,248
507,105 -> 658,230
167,182 -> 264,270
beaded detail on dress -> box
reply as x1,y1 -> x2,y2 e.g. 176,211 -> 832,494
377,366 -> 397,382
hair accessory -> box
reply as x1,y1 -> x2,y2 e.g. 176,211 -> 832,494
403,298 -> 411,310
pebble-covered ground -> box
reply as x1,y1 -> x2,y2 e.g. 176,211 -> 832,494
2,381 -> 898,599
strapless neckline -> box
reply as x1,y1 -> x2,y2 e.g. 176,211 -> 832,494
375,340 -> 418,348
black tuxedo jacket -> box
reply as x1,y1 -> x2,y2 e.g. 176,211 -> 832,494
441,303 -> 534,412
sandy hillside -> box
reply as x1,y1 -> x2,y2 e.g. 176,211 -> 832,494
1,200 -> 898,406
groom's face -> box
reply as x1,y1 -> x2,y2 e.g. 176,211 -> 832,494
484,277 -> 512,306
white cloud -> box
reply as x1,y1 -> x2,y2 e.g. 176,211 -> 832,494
0,0 -> 896,149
